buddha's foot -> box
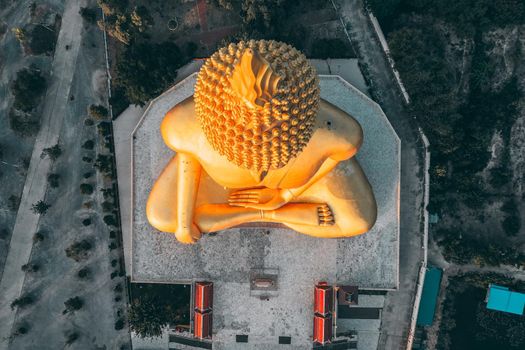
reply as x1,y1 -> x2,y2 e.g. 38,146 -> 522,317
317,204 -> 335,226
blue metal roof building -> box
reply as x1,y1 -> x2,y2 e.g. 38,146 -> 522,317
416,267 -> 442,326
486,284 -> 525,316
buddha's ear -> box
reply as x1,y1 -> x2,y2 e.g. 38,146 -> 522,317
229,48 -> 281,108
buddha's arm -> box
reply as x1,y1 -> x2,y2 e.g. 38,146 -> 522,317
285,157 -> 339,199
175,153 -> 202,243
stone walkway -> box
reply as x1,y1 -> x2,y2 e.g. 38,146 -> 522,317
0,0 -> 85,346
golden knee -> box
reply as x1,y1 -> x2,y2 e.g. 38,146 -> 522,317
146,198 -> 178,233
335,204 -> 377,237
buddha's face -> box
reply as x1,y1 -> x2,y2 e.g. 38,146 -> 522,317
194,40 -> 320,172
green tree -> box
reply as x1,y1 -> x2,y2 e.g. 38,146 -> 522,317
79,183 -> 94,195
80,7 -> 98,24
47,173 -> 60,188
502,215 -> 521,236
31,200 -> 50,215
115,42 -> 184,105
311,38 -> 354,59
42,144 -> 62,160
129,284 -> 189,338
65,240 -> 92,262
63,297 -> 83,314
29,25 -> 56,55
11,67 -> 46,112
129,296 -> 165,337
88,104 -> 109,120
11,294 -> 34,309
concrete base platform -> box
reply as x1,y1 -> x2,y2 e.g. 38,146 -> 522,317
120,66 -> 400,348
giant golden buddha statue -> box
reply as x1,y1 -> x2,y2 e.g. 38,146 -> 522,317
147,40 -> 377,244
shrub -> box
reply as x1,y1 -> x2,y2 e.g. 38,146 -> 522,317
79,183 -> 94,195
31,200 -> 50,214
101,188 -> 114,199
109,231 -> 116,239
104,215 -> 117,227
82,140 -> 95,150
9,109 -> 40,137
63,296 -> 83,314
88,104 -> 109,120
99,14 -> 134,45
47,173 -> 60,188
11,295 -> 34,309
130,6 -> 153,32
102,201 -> 114,212
84,118 -> 94,126
109,242 -> 117,250
80,7 -> 97,24
115,318 -> 125,330
41,144 -> 62,160
98,0 -> 129,16
114,283 -> 123,293
77,267 -> 90,279
110,271 -> 118,279
33,231 -> 45,242
82,156 -> 93,163
65,240 -> 92,262
0,228 -> 9,240
94,154 -> 113,174
7,195 -> 20,211
21,263 -> 40,273
14,324 -> 29,336
111,259 -> 118,267
82,218 -> 92,226
83,171 -> 93,179
65,331 -> 78,345
97,122 -> 111,137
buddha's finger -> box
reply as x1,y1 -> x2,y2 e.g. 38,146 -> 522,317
228,199 -> 259,204
231,189 -> 262,195
228,197 -> 258,203
228,202 -> 258,208
228,194 -> 259,200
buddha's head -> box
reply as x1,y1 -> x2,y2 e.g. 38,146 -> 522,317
194,40 -> 320,172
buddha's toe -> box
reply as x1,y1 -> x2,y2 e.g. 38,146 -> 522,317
317,204 -> 335,226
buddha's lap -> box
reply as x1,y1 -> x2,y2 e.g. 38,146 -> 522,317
193,159 -> 374,221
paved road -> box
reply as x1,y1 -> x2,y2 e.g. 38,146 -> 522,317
0,0 -> 85,346
332,1 -> 425,349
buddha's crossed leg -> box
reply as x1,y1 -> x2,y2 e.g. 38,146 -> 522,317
147,155 -> 376,241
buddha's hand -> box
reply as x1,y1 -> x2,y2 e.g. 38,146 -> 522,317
175,223 -> 202,244
228,187 -> 294,210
